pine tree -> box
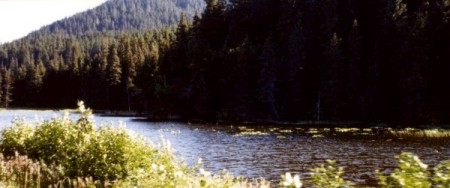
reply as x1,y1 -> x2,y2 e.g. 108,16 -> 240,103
177,13 -> 189,40
226,37 -> 256,120
1,67 -> 13,108
25,60 -> 45,91
68,40 -> 83,76
344,19 -> 364,119
119,34 -> 136,88
107,43 -> 122,87
49,51 -> 61,72
396,0 -> 430,124
321,32 -> 343,120
98,40 -> 110,74
282,18 -> 307,120
18,41 -> 32,66
257,34 -> 279,120
119,34 -> 137,111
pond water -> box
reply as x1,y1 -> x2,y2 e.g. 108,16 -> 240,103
0,110 -> 449,186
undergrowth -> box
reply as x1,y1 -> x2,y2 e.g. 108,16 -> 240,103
0,102 -> 449,187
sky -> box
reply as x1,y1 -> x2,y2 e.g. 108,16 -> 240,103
0,0 -> 108,43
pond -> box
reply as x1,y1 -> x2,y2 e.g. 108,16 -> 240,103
0,109 -> 449,186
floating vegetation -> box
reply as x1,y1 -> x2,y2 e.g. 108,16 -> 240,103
228,124 -> 450,141
234,130 -> 269,136
335,127 -> 361,132
238,126 -> 248,130
306,128 -> 320,134
386,128 -> 450,140
279,129 -> 293,133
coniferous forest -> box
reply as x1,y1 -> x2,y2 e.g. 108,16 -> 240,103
1,0 -> 450,126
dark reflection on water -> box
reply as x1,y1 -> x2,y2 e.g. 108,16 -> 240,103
121,121 -> 450,187
0,111 -> 449,187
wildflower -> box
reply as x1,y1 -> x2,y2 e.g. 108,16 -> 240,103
293,174 -> 302,188
282,172 -> 293,187
282,172 -> 302,188
78,101 -> 86,113
174,171 -> 183,178
199,168 -> 211,177
417,161 -> 428,169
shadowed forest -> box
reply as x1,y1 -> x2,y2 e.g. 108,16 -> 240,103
0,0 -> 450,126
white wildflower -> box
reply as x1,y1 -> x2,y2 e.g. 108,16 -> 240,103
293,174 -> 302,188
174,171 -> 183,178
418,161 -> 428,169
282,172 -> 301,187
199,168 -> 211,177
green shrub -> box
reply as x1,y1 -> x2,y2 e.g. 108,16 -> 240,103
0,119 -> 34,156
0,101 -> 167,185
0,102 -> 269,188
310,159 -> 353,188
375,152 -> 450,188
433,160 -> 450,188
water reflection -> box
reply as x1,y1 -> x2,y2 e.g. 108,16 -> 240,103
0,110 -> 449,187
134,123 -> 450,187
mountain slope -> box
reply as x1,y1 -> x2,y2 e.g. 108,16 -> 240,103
0,0 -> 204,109
31,0 -> 204,36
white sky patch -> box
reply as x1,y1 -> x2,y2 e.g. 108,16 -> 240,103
0,0 -> 107,43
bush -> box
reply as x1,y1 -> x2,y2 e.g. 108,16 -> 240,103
1,102 -> 449,188
376,152 -> 450,188
310,160 -> 353,188
0,102 -> 269,187
433,160 -> 450,188
0,119 -> 34,157
0,101 -> 179,186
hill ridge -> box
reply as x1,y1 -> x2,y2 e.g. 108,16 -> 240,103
26,0 -> 204,37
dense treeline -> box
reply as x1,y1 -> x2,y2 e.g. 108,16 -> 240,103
30,0 -> 204,36
0,28 -> 176,111
1,0 -> 450,126
159,0 -> 450,125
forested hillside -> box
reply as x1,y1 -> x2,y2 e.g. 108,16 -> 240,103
0,28 -> 176,110
1,0 -> 450,126
0,0 -> 203,110
30,0 -> 204,36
